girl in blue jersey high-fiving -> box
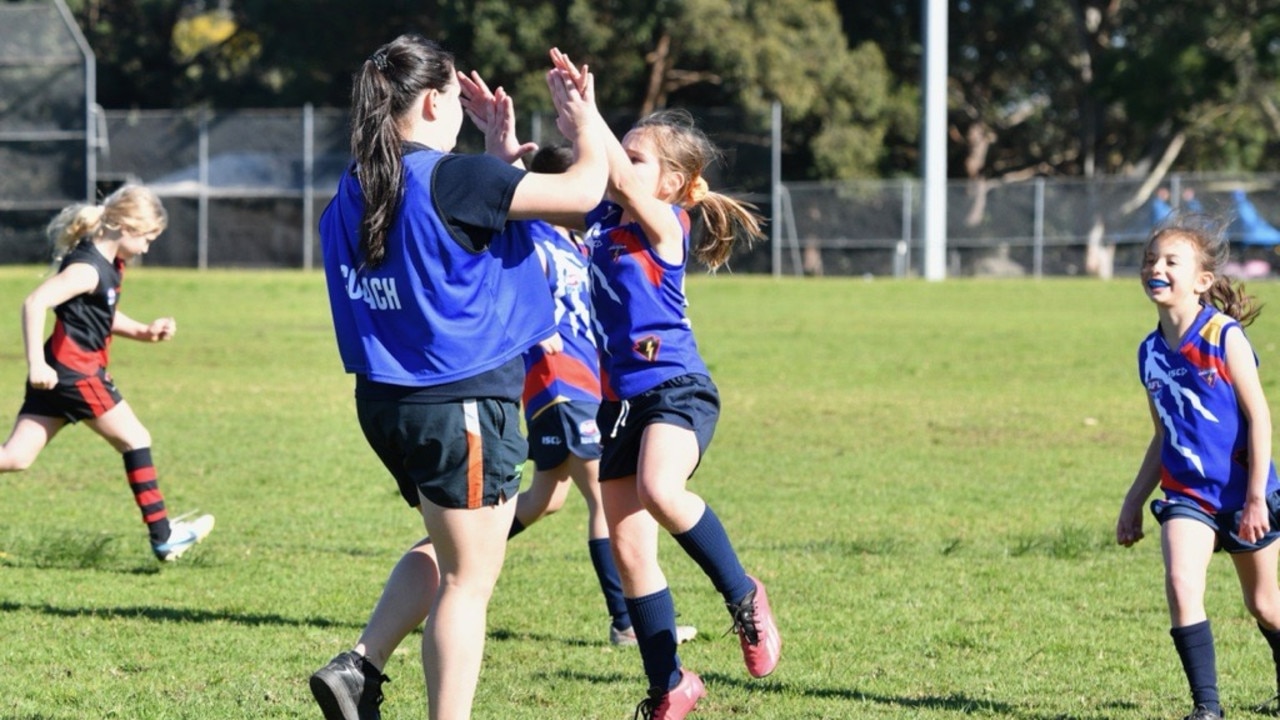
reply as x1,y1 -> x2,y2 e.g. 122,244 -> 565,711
310,35 -> 607,720
551,50 -> 781,720
1118,214 -> 1280,720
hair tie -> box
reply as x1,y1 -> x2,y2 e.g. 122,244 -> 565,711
370,49 -> 389,71
686,175 -> 709,206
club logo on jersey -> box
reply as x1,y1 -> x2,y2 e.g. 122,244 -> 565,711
1199,368 -> 1219,388
634,335 -> 661,362
107,288 -> 118,307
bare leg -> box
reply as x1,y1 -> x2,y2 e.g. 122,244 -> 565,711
513,462 -> 573,529
354,536 -> 439,671
419,493 -> 515,720
1162,518 -> 1215,627
634,424 -> 705,534
568,456 -> 608,540
0,414 -> 65,471
601,478 -> 665,597
1231,539 -> 1280,628
83,401 -> 151,451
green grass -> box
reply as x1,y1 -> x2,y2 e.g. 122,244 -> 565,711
4,267 -> 1280,718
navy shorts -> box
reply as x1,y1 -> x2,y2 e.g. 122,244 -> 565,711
597,373 -> 719,482
19,367 -> 123,423
356,397 -> 526,510
1151,490 -> 1280,554
527,401 -> 602,471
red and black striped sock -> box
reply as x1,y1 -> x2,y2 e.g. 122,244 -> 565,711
123,448 -> 170,544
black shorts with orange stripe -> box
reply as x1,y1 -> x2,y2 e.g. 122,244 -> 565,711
356,396 -> 526,510
19,366 -> 123,422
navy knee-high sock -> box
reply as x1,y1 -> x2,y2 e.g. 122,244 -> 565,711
1172,620 -> 1220,714
1258,622 -> 1280,692
123,448 -> 169,544
672,504 -> 754,605
588,538 -> 630,629
625,588 -> 681,692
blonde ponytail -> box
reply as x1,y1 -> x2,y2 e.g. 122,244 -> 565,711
45,204 -> 105,261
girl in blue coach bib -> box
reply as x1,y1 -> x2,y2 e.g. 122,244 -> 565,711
1118,214 -> 1280,720
310,34 -> 607,720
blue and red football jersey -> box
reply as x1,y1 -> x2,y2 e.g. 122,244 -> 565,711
1140,304 -> 1280,513
518,220 -> 602,421
585,201 -> 709,401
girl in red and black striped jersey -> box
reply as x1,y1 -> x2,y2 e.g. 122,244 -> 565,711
0,184 -> 213,562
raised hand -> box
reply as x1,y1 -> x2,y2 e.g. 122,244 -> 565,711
458,70 -> 537,164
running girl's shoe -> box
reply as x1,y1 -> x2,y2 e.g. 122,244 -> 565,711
151,513 -> 215,561
610,623 -> 699,647
633,670 -> 705,720
727,575 -> 781,678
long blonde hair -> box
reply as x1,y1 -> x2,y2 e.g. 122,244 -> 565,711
46,184 -> 167,262
632,109 -> 765,271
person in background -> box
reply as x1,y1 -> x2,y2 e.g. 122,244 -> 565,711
1117,215 -> 1280,720
0,183 -> 214,562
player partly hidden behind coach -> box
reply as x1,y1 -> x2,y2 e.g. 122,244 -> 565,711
1117,213 -> 1280,720
0,184 -> 214,561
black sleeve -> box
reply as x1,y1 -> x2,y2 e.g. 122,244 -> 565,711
432,154 -> 527,252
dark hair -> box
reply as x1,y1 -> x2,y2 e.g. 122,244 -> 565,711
350,34 -> 455,268
1144,212 -> 1263,325
631,108 -> 765,271
528,145 -> 574,174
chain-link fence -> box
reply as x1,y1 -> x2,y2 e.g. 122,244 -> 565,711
777,174 -> 1280,279
0,0 -> 96,264
6,0 -> 1280,278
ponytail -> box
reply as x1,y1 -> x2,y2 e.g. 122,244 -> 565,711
46,204 -> 105,261
1206,275 -> 1263,327
688,191 -> 764,271
348,35 -> 455,269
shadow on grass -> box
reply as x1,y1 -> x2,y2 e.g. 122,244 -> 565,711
489,626 -> 606,649
0,601 -> 361,630
555,670 -> 1137,720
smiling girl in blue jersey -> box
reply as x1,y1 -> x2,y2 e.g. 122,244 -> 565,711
1118,214 -> 1280,720
310,35 -> 607,720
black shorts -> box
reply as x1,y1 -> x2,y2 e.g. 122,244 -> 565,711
597,374 -> 719,482
356,396 -> 526,510
1151,490 -> 1280,554
19,367 -> 123,422
527,401 -> 602,470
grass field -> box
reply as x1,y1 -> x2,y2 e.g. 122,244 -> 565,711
5,267 -> 1280,719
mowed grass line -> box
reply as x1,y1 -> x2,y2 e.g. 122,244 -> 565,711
2,267 -> 1280,718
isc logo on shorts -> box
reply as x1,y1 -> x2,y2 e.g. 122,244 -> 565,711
541,436 -> 563,445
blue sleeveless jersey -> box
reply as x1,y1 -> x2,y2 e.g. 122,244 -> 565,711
517,221 -> 601,420
585,201 -> 708,401
1139,304 -> 1280,513
320,149 -> 554,386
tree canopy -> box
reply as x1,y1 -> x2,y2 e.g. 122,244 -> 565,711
57,0 -> 1280,181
